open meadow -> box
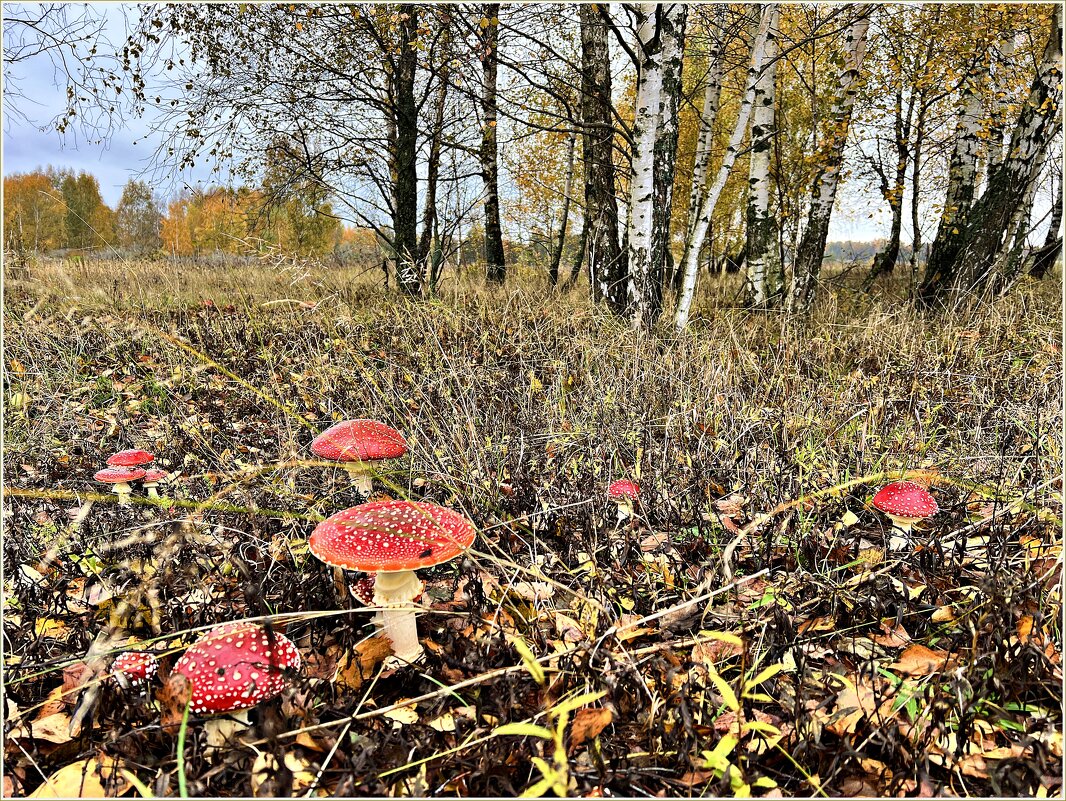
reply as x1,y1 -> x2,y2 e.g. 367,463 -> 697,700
3,256 -> 1062,797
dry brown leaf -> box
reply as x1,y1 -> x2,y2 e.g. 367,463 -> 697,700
510,582 -> 555,602
9,712 -> 74,745
870,622 -> 911,649
336,636 -> 392,691
678,770 -> 716,788
251,752 -> 317,797
303,644 -> 343,682
797,617 -> 835,635
692,637 -> 744,665
640,531 -> 670,552
826,675 -> 880,736
931,605 -> 956,624
294,730 -> 326,752
157,672 -> 192,732
714,494 -> 746,516
569,707 -> 614,751
28,754 -> 131,799
888,644 -> 953,676
1017,615 -> 1035,643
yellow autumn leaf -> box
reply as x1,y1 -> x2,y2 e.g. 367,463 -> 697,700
29,754 -> 132,799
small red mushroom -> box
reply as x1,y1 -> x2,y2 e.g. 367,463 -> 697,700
112,652 -> 159,689
142,468 -> 168,499
107,449 -> 154,468
95,466 -> 146,506
872,480 -> 938,537
310,501 -> 476,663
608,479 -> 640,521
310,419 -> 408,495
173,621 -> 301,716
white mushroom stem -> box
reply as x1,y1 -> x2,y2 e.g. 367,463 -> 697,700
885,514 -> 923,535
614,498 -> 634,522
343,461 -> 375,496
144,483 -> 160,498
885,515 -> 924,551
110,483 -> 133,506
372,570 -> 425,663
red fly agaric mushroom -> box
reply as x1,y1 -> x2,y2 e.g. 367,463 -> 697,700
142,468 -> 168,498
310,500 -> 476,663
173,621 -> 301,716
608,479 -> 640,521
872,480 -> 938,538
311,419 -> 408,495
112,651 -> 159,689
107,449 -> 154,468
95,466 -> 146,506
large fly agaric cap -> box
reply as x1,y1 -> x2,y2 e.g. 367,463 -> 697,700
173,622 -> 301,715
107,449 -> 155,467
113,651 -> 159,683
95,466 -> 146,485
311,420 -> 408,462
310,500 -> 476,572
872,481 -> 938,520
608,479 -> 640,502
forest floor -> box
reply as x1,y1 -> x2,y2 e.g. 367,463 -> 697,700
3,256 -> 1063,798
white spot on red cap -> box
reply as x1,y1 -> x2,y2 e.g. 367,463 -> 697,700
608,480 -> 640,501
95,466 -> 146,483
107,449 -> 155,467
309,501 -> 476,572
311,420 -> 408,462
113,651 -> 158,682
173,622 -> 300,715
872,481 -> 938,518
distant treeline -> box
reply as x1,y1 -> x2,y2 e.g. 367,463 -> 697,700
2,168 -> 367,259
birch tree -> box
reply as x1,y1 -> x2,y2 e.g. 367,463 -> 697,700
675,6 -> 772,329
743,4 -> 782,308
547,130 -> 576,287
790,7 -> 871,313
628,4 -> 686,330
919,4 -> 1062,305
931,18 -> 993,253
579,4 -> 627,312
685,6 -> 727,243
479,4 -> 507,284
1029,174 -> 1063,279
649,5 -> 687,310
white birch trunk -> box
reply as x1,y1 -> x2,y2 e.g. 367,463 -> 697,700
650,3 -> 686,299
674,7 -> 773,329
939,35 -> 992,232
743,4 -> 782,308
628,3 -> 666,330
986,33 -> 1016,176
789,8 -> 871,312
685,5 -> 728,241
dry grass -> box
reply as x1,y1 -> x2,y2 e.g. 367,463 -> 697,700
3,255 -> 1062,797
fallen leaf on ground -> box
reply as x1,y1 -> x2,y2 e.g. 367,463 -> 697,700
157,672 -> 192,731
28,754 -> 131,799
251,752 -> 317,797
888,644 -> 954,676
383,704 -> 420,726
335,636 -> 392,691
9,712 -> 74,745
569,707 -> 613,751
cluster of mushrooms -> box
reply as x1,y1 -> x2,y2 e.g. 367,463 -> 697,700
103,418 -> 939,724
93,449 -> 168,505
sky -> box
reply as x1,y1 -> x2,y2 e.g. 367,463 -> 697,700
4,3 -> 895,243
